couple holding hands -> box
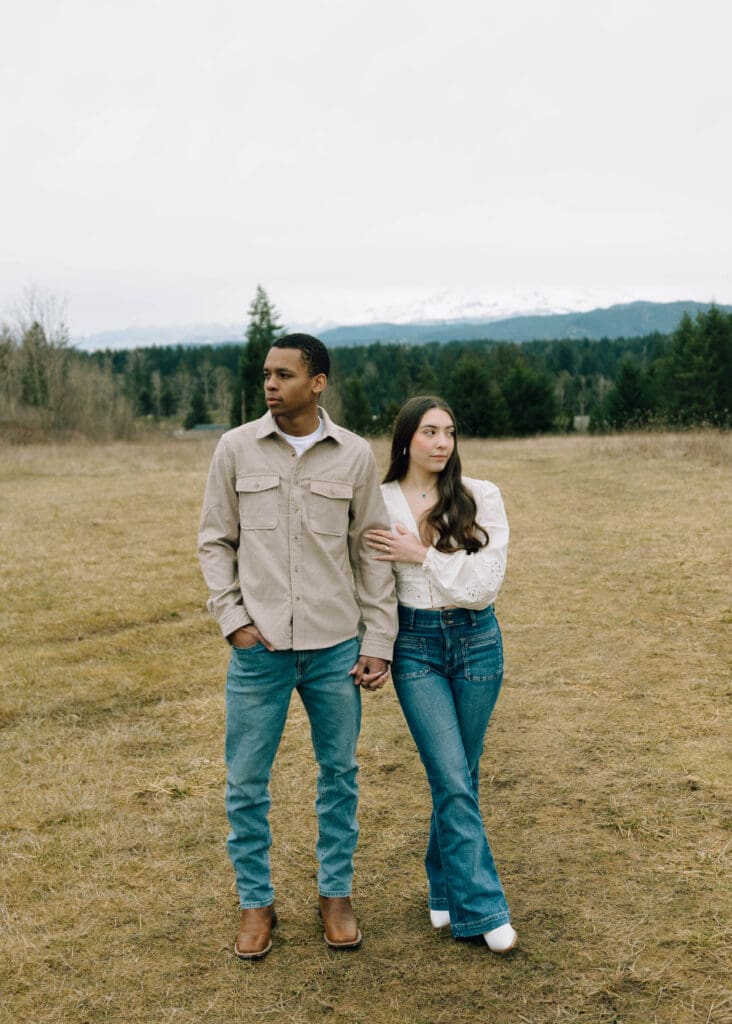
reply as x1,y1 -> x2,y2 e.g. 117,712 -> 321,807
198,333 -> 516,961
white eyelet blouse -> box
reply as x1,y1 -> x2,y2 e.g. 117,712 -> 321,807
380,477 -> 509,610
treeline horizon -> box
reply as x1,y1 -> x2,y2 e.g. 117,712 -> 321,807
90,301 -> 732,437
1,288 -> 730,441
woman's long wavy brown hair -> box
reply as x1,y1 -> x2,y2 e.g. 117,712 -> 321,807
383,395 -> 488,553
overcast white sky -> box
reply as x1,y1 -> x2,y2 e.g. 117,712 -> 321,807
2,0 -> 731,335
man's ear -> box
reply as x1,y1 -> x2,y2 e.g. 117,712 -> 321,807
312,373 -> 327,395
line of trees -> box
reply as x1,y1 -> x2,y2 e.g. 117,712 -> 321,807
165,291 -> 729,436
0,290 -> 136,440
595,306 -> 732,429
1,286 -> 730,441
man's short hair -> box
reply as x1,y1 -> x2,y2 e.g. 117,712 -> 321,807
272,333 -> 330,378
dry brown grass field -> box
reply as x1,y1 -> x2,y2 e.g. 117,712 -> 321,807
1,430 -> 730,1024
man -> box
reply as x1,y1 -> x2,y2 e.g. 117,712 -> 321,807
198,333 -> 397,959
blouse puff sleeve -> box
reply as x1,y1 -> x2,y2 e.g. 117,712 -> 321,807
421,478 -> 509,609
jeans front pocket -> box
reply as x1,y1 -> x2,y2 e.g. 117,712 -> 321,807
460,622 -> 503,683
308,479 -> 353,535
236,474 -> 279,530
231,641 -> 265,654
392,633 -> 430,681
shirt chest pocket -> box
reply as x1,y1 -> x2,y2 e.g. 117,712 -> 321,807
236,475 -> 279,530
308,479 -> 353,536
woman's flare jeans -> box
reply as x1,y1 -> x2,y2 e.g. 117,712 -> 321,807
392,604 -> 511,938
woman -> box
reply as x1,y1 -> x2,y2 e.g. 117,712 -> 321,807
365,396 -> 516,953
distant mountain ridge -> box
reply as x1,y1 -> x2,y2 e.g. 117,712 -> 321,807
318,301 -> 732,346
73,300 -> 731,351
74,322 -> 244,350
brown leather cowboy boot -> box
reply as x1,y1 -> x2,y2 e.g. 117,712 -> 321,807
234,905 -> 277,960
318,896 -> 362,949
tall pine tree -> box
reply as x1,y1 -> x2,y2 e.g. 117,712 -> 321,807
502,360 -> 557,435
343,376 -> 372,434
184,379 -> 211,429
230,286 -> 283,426
446,356 -> 511,437
656,308 -> 732,426
604,359 -> 654,428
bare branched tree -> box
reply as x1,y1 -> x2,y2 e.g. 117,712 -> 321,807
0,286 -> 136,440
10,285 -> 70,348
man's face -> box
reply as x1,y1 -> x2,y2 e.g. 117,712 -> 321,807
262,347 -> 323,419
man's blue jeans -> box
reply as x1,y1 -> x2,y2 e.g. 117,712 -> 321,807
224,636 -> 361,909
392,605 -> 511,938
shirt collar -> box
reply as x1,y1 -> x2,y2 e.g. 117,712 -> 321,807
255,406 -> 343,444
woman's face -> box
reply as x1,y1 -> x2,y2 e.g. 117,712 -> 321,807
408,407 -> 455,475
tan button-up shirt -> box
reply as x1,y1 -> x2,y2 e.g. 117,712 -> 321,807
198,408 -> 397,659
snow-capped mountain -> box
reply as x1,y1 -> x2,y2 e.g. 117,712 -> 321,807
71,290 -> 728,351
287,286 -> 632,335
341,286 -> 625,326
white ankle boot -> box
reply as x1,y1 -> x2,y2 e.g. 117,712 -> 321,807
430,909 -> 517,952
483,922 -> 517,953
429,909 -> 451,929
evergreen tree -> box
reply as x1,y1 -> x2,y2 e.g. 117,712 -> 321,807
159,378 -> 178,417
374,399 -> 401,436
502,360 -> 557,435
604,359 -> 654,428
446,356 -> 510,437
554,370 -> 575,430
184,380 -> 210,429
547,340 -> 577,375
410,351 -> 439,397
20,321 -> 50,407
231,286 -> 283,426
699,306 -> 732,420
391,346 -> 414,407
124,349 -> 154,416
343,376 -> 373,434
657,308 -> 732,425
484,381 -> 512,437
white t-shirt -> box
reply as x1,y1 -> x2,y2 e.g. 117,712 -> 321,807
380,477 -> 509,610
277,415 -> 326,458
